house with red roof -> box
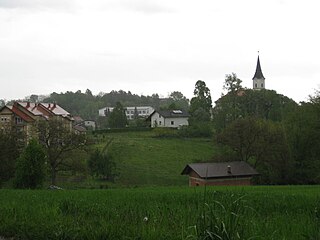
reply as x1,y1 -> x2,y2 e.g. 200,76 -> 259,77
0,102 -> 73,140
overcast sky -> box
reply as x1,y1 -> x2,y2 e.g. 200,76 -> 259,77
0,0 -> 319,104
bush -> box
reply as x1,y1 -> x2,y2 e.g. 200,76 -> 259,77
178,124 -> 214,138
14,139 -> 46,189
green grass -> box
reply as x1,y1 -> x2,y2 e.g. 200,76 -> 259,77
93,131 -> 215,186
0,186 -> 319,239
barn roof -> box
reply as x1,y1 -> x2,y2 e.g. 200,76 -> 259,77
181,161 -> 259,179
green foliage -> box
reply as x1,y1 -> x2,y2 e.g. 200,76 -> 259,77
213,89 -> 297,132
178,124 -> 214,138
284,100 -> 320,184
217,117 -> 292,184
14,139 -> 46,189
0,128 -> 24,184
36,119 -> 87,185
189,80 -> 212,125
164,91 -> 190,111
44,89 -> 183,122
88,140 -> 117,181
0,186 -> 319,239
223,72 -> 242,93
108,102 -> 128,128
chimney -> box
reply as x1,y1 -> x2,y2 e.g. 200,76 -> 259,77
26,102 -> 30,108
48,103 -> 51,108
227,165 -> 232,174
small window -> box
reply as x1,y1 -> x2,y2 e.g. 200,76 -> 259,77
255,83 -> 257,88
159,121 -> 162,126
261,83 -> 264,88
171,121 -> 174,125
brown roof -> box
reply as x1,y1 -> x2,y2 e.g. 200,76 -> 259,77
73,125 -> 87,132
181,161 -> 259,179
8,105 -> 34,122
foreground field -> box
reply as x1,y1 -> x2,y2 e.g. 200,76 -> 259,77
0,186 -> 319,239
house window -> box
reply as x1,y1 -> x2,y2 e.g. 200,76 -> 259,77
15,117 -> 22,124
171,121 -> 174,125
261,83 -> 264,88
159,121 -> 162,126
255,83 -> 257,88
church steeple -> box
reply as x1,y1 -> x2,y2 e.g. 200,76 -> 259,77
252,53 -> 265,90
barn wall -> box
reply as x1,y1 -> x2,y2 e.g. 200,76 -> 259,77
189,176 -> 252,186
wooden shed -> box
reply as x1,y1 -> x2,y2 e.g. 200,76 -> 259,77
181,161 -> 259,186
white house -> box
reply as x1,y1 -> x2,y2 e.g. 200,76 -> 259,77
98,106 -> 154,119
149,110 -> 189,128
84,120 -> 96,130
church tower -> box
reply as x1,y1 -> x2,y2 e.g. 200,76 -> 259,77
252,54 -> 265,90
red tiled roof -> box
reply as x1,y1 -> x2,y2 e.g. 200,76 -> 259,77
10,105 -> 34,122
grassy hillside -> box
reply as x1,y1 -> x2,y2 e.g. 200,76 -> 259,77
94,131 -> 215,186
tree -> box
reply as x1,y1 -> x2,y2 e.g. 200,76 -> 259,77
168,91 -> 189,110
217,117 -> 292,184
88,139 -> 117,181
36,119 -> 86,185
14,139 -> 46,189
213,89 -> 297,132
284,95 -> 320,184
0,128 -> 23,184
108,102 -> 127,128
189,80 -> 212,124
223,73 -> 242,93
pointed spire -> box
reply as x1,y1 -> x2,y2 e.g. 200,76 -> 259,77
252,55 -> 265,80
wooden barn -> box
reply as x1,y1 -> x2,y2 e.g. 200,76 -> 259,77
181,161 -> 259,186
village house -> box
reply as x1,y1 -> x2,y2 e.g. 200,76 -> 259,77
148,109 -> 189,128
0,102 -> 73,139
181,161 -> 259,186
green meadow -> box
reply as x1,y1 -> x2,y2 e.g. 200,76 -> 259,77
0,186 -> 319,239
92,131 -> 215,187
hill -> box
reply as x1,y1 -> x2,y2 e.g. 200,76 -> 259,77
93,131 -> 215,186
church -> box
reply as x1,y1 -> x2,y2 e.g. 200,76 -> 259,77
252,55 -> 265,90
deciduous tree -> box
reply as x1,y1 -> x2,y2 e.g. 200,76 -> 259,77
36,119 -> 86,185
14,139 -> 46,189
189,80 -> 212,125
108,102 -> 127,128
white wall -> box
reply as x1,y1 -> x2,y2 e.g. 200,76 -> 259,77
151,113 -> 189,128
253,78 -> 265,90
98,106 -> 154,119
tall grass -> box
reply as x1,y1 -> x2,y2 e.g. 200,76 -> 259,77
0,186 -> 319,239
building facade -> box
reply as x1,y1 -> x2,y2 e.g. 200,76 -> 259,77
99,106 -> 154,120
149,110 -> 189,128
